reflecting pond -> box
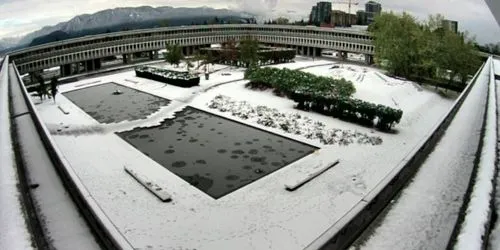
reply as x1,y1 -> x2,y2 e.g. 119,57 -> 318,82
118,107 -> 317,198
64,82 -> 170,124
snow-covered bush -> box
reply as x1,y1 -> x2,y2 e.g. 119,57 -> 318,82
135,66 -> 200,87
207,95 -> 383,146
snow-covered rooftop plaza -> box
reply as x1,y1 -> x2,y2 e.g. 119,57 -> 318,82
34,56 -> 455,249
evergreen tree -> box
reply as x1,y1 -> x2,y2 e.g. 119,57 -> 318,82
164,44 -> 183,67
240,36 -> 260,67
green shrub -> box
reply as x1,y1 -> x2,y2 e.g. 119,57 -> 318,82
244,67 -> 356,98
245,67 -> 403,131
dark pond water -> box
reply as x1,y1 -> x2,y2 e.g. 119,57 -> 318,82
118,107 -> 317,199
63,82 -> 170,124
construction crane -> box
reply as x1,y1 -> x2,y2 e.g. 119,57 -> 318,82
331,0 -> 360,15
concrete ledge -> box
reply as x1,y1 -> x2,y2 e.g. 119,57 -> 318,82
285,159 -> 340,191
124,166 -> 172,202
451,57 -> 498,249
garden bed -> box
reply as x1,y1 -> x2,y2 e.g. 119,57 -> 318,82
135,66 -> 200,88
207,95 -> 383,146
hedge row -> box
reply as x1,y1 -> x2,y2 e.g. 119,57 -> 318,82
135,66 -> 200,88
245,67 -> 356,98
201,48 -> 296,66
290,92 -> 403,130
244,67 -> 403,130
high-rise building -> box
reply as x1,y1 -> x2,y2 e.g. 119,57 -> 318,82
441,19 -> 458,33
309,2 -> 332,25
365,1 -> 382,24
331,10 -> 357,27
356,10 -> 367,25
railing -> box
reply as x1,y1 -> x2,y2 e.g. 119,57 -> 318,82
452,56 -> 498,249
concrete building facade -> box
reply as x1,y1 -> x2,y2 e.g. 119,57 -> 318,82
9,24 -> 376,77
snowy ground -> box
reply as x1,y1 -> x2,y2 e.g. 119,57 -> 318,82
351,58 -> 491,250
34,58 -> 455,249
301,63 -> 425,110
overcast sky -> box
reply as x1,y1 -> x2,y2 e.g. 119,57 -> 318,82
0,0 -> 499,44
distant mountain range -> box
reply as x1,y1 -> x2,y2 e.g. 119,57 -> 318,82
0,6 -> 255,52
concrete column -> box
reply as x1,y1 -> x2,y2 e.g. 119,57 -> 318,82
94,58 -> 101,70
59,65 -> 64,78
60,64 -> 71,77
314,48 -> 322,57
364,54 -> 373,65
122,54 -> 129,64
85,60 -> 94,72
30,72 -> 37,83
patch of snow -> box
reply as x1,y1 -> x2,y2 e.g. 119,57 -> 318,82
455,58 -> 497,250
301,64 -> 423,110
44,66 -> 60,72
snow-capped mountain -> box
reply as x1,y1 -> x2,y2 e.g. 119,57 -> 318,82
16,6 -> 251,46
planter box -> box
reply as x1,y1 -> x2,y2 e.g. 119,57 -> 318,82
135,66 -> 200,88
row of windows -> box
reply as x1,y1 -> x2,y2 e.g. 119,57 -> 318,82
18,32 -> 372,64
18,35 -> 374,73
15,26 -> 372,60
